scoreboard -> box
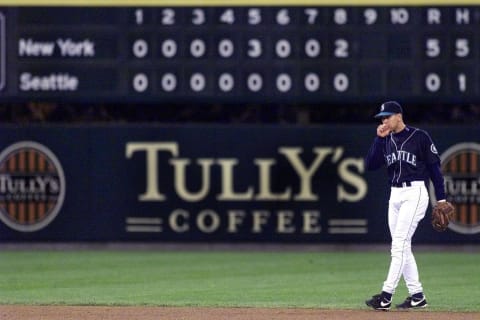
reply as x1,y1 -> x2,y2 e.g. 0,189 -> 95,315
1,1 -> 480,103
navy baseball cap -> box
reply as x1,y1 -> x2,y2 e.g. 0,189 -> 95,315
374,101 -> 403,118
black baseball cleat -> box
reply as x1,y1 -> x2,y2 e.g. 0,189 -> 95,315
396,294 -> 428,309
365,293 -> 391,311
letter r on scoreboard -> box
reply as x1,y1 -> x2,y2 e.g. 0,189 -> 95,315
0,12 -> 4,91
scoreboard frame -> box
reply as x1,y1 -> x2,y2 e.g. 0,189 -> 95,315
1,1 -> 480,104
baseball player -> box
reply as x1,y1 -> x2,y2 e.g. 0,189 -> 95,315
364,101 -> 447,311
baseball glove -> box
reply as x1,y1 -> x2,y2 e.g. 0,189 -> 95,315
431,201 -> 455,232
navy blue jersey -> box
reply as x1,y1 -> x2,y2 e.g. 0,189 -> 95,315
365,126 -> 446,200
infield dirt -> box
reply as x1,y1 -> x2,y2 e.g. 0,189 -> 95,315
1,305 -> 480,320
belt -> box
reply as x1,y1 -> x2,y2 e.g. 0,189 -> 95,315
391,181 -> 425,188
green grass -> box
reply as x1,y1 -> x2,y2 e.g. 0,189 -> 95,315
0,250 -> 478,311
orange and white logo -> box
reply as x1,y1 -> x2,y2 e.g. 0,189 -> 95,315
431,143 -> 480,234
0,141 -> 65,232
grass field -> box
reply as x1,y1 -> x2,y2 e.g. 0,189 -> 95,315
0,249 -> 479,312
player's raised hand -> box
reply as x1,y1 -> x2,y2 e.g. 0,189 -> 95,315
377,124 -> 390,137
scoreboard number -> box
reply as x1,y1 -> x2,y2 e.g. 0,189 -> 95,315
161,73 -> 177,92
162,8 -> 176,25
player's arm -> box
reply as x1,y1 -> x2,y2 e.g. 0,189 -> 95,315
422,131 -> 446,201
365,136 -> 386,171
427,162 -> 446,202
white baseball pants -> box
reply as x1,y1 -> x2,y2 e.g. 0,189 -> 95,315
382,182 -> 429,296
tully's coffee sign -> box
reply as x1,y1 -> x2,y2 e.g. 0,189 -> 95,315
0,125 -> 478,243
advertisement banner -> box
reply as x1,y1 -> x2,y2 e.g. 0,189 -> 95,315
0,124 -> 478,243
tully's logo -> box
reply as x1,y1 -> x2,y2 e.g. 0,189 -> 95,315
432,143 -> 480,234
0,141 -> 66,232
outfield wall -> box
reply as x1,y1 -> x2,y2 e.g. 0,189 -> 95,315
0,124 -> 479,244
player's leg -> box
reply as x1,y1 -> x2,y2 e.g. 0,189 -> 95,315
397,186 -> 429,309
402,186 -> 428,293
382,187 -> 427,294
397,254 -> 428,309
403,252 -> 422,293
365,189 -> 400,310
387,189 -> 401,236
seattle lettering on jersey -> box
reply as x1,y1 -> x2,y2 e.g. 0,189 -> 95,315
386,150 -> 417,166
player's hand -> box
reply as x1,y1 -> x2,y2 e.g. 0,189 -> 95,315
377,124 -> 390,137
